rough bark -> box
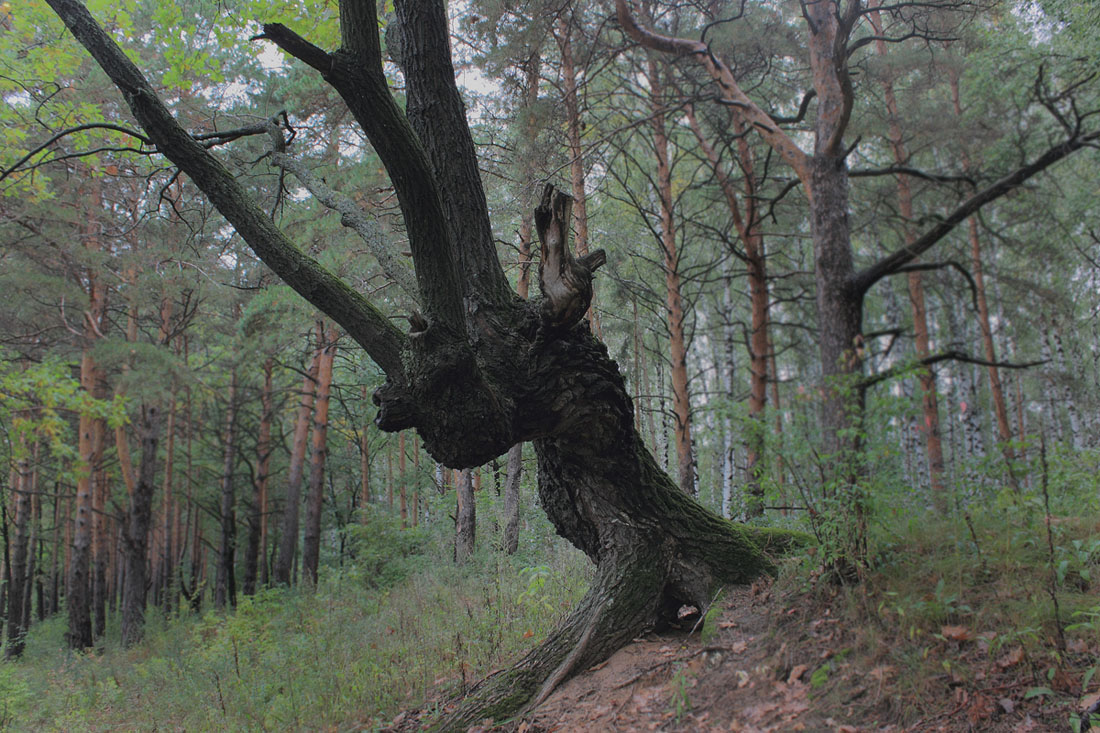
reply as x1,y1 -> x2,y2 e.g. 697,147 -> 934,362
49,3 -> 806,726
302,325 -> 337,586
121,404 -> 160,647
274,340 -> 319,585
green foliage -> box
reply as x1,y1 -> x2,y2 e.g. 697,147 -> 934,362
7,531 -> 590,731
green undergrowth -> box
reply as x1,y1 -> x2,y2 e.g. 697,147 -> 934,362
1,512 -> 592,731
771,474 -> 1100,729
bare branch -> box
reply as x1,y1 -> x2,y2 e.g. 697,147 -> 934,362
862,349 -> 1047,389
45,0 -> 409,380
849,165 -> 974,185
616,0 -> 813,186
852,127 -> 1100,295
0,122 -> 150,183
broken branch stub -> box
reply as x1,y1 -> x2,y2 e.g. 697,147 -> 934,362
536,184 -> 606,330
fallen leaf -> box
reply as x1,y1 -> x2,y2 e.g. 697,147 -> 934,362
942,625 -> 973,642
1051,667 -> 1078,694
967,693 -> 996,726
523,630 -> 534,638
788,664 -> 809,684
998,698 -> 1015,714
870,665 -> 895,683
737,669 -> 751,688
1080,690 -> 1100,712
718,620 -> 738,629
998,646 -> 1025,669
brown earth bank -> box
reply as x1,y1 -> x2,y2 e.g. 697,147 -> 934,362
387,578 -> 1099,732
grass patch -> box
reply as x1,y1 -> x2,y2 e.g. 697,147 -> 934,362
4,512 -> 592,731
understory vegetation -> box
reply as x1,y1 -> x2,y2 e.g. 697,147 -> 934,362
5,445 -> 1097,731
1,508 -> 591,731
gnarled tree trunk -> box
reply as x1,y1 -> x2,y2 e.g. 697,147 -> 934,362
50,0 -> 804,725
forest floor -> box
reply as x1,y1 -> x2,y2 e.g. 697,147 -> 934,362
386,522 -> 1100,733
500,580 -> 1095,733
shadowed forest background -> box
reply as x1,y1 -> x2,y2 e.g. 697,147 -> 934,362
1,0 -> 1099,729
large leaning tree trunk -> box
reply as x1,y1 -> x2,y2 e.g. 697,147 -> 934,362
47,0 -> 804,726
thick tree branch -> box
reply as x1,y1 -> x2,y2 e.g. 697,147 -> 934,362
392,0 -> 510,306
852,128 -> 1100,295
253,23 -> 333,73
46,0 -> 408,380
255,15 -> 469,333
616,0 -> 813,186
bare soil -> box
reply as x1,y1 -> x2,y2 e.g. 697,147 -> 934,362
392,577 -> 1098,732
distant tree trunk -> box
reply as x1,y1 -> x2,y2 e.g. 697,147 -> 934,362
501,444 -> 522,554
398,431 -> 408,528
648,58 -> 696,496
555,7 -> 600,334
244,358 -> 274,595
121,404 -> 160,646
161,391 -> 176,613
360,384 -> 371,517
67,232 -> 107,648
499,50 -> 540,555
24,460 -> 40,626
720,262 -> 737,520
214,372 -> 239,609
454,468 -> 475,563
870,11 -> 948,512
1049,318 -> 1082,449
6,441 -> 32,658
273,337 -> 320,586
947,70 -> 1017,483
302,324 -> 337,586
685,106 -> 770,515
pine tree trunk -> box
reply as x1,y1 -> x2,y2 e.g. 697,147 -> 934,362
5,442 -> 31,658
685,106 -> 770,515
302,325 -> 336,586
67,253 -> 107,649
454,468 -> 476,563
214,372 -> 239,609
244,358 -> 274,595
648,58 -> 696,496
121,405 -> 160,646
555,8 -> 600,334
870,14 -> 948,511
273,338 -> 320,586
